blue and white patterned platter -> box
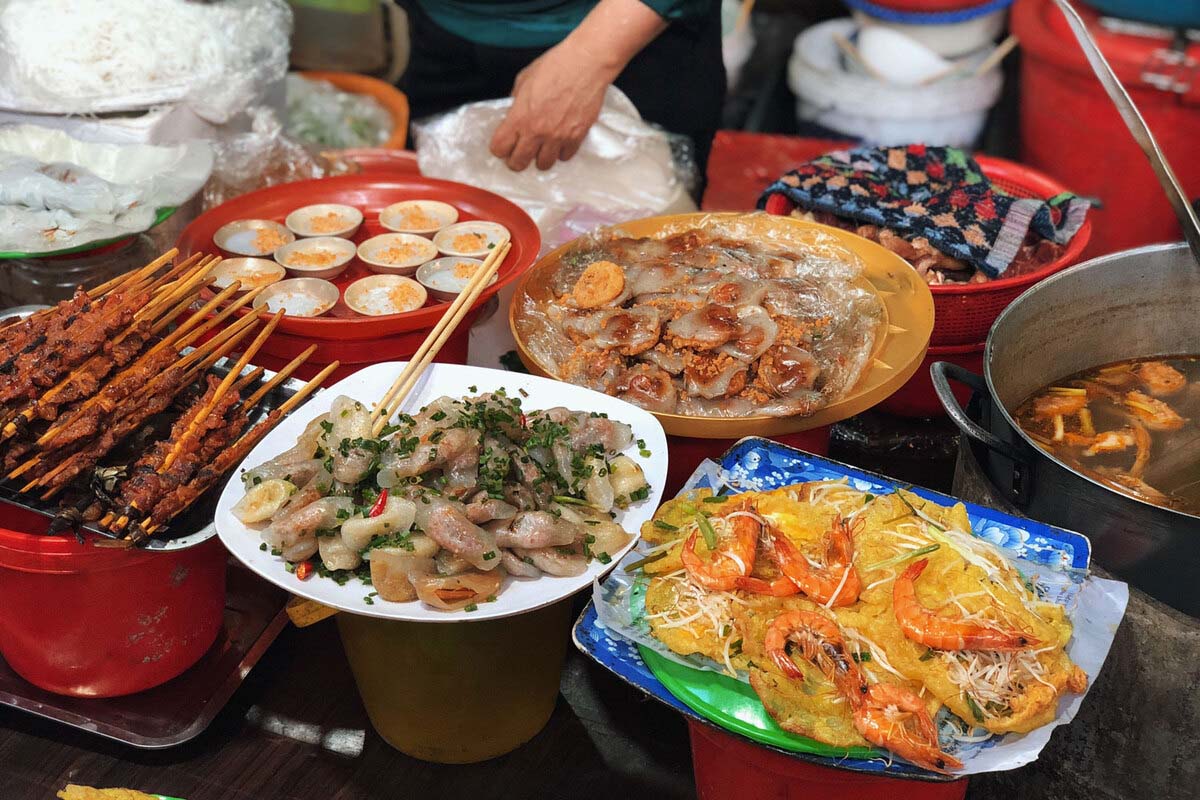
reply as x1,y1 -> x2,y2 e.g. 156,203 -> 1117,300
574,436 -> 1124,779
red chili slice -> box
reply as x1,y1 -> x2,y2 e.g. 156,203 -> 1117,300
368,488 -> 389,517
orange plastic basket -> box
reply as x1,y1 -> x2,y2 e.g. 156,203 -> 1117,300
764,155 -> 1092,346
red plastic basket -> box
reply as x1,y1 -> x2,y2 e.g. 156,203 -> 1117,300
764,155 -> 1092,347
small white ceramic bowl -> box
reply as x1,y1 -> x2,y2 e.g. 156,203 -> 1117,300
378,200 -> 459,236
214,219 -> 295,257
285,203 -> 364,239
356,233 -> 439,275
415,256 -> 496,303
210,258 -> 286,293
251,278 -> 340,318
273,236 -> 357,280
432,221 -> 510,258
344,274 -> 429,316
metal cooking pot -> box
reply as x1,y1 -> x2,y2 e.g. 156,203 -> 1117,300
932,242 -> 1200,617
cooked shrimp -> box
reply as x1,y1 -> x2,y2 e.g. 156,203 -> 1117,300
1060,428 -> 1136,455
893,559 -> 1039,651
1135,361 -> 1186,396
567,260 -> 626,308
763,609 -> 866,702
853,683 -> 963,774
763,516 -> 862,607
1032,393 -> 1088,419
735,573 -> 799,596
1123,390 -> 1185,432
680,508 -> 760,591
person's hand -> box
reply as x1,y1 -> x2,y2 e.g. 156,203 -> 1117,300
489,41 -> 618,172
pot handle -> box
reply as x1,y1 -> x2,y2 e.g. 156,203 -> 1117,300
930,361 -> 1023,462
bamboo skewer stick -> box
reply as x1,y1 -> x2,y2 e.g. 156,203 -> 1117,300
89,249 -> 179,298
150,283 -> 265,360
0,290 -> 203,443
369,241 -> 510,436
175,313 -> 262,375
133,259 -> 214,322
122,252 -> 207,298
0,252 -> 187,339
242,345 -> 318,409
131,361 -> 341,540
0,282 -> 247,444
99,365 -> 269,532
17,318 -> 262,491
102,366 -> 269,533
159,310 -> 284,473
32,311 -> 260,451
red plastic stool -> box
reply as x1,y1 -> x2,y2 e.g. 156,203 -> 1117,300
689,720 -> 968,800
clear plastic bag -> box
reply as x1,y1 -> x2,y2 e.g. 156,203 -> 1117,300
513,214 -> 882,419
202,108 -> 352,211
0,0 -> 291,122
0,125 -> 212,254
415,86 -> 698,234
285,74 -> 394,150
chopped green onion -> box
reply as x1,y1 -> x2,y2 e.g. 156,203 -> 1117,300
865,543 -> 940,572
702,495 -> 729,504
552,495 -> 598,508
653,520 -> 678,531
894,490 -> 945,531
625,550 -> 668,571
920,648 -> 936,661
964,694 -> 985,723
697,514 -> 718,550
464,603 -> 479,613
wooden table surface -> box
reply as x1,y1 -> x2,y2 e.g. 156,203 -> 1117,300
0,606 -> 696,800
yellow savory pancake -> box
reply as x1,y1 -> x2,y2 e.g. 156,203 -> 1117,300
640,480 -> 1089,749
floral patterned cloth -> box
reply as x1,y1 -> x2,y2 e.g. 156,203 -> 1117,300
758,144 -> 1091,278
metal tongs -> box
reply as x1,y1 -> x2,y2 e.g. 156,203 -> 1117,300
1052,0 -> 1200,262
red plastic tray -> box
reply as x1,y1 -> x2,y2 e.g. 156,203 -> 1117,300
176,175 -> 540,341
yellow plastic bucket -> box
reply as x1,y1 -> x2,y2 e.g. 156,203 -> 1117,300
337,599 -> 572,763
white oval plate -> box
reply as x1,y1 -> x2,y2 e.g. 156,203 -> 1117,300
216,362 -> 668,623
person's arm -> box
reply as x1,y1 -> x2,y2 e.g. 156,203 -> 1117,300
489,0 -> 668,172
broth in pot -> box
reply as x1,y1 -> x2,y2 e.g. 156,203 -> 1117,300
1015,357 -> 1200,515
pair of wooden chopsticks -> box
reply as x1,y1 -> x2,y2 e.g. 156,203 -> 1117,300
286,238 -> 510,627
368,239 -> 511,437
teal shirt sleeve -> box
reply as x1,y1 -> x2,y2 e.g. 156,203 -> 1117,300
636,0 -> 712,21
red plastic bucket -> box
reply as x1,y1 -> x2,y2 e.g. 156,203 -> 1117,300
1014,0 -> 1200,256
688,719 -> 967,800
664,428 -> 830,496
878,341 -> 984,418
0,503 -> 226,698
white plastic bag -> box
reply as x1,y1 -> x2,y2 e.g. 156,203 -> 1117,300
0,125 -> 213,254
415,87 -> 697,236
0,0 -> 292,123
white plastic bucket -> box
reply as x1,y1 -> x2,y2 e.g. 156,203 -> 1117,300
788,18 -> 1003,148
